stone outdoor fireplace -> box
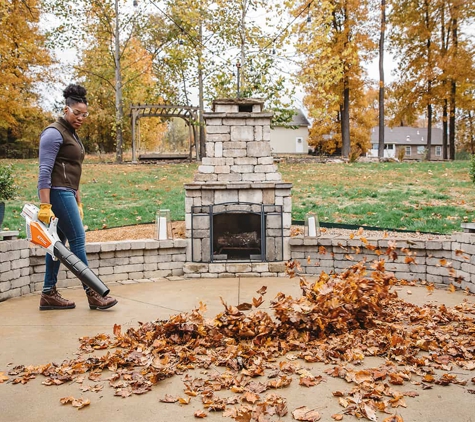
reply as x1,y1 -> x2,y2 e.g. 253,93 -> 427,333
183,98 -> 292,277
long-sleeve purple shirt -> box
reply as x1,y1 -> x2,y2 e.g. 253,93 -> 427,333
38,127 -> 64,190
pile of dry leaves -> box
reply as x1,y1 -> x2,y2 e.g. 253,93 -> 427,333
2,248 -> 475,421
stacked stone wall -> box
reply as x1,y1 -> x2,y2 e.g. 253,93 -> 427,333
0,239 -> 31,301
0,239 -> 187,301
290,233 -> 475,293
1,233 -> 475,301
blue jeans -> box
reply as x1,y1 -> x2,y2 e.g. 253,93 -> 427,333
43,189 -> 87,292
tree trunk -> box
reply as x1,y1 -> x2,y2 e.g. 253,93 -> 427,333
469,110 -> 475,154
440,4 -> 448,160
449,15 -> 458,160
443,99 -> 448,159
424,1 -> 432,162
426,102 -> 432,161
449,81 -> 456,160
341,81 -> 350,158
378,0 -> 386,159
114,0 -> 124,163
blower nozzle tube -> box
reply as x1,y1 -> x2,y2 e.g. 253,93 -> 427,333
53,242 -> 110,297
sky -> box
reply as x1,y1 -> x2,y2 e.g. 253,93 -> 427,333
38,3 -> 472,115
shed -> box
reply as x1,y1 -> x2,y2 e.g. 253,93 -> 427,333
270,109 -> 310,154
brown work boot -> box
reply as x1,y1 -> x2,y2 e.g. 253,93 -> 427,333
86,289 -> 118,310
39,286 -> 76,310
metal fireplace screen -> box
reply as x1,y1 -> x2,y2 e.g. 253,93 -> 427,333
191,202 -> 283,262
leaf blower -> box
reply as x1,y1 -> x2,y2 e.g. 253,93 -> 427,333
21,203 -> 110,297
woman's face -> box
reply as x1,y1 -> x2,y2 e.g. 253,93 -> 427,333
64,102 -> 89,130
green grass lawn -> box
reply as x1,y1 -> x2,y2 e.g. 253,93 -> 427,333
2,158 -> 474,238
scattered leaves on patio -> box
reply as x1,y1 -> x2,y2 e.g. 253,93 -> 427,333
4,240 -> 475,421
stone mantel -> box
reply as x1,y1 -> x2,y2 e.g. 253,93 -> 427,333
184,182 -> 293,190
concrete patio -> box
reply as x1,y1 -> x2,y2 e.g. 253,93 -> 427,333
1,277 -> 474,422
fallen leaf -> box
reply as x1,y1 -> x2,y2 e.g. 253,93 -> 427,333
113,324 -> 121,337
256,286 -> 267,295
237,302 -> 253,311
242,391 -> 260,404
194,409 -> 207,418
252,296 -> 264,308
383,415 -> 404,422
363,403 -> 377,421
160,394 -> 178,403
60,396 -> 90,410
60,396 -> 75,405
292,406 -> 321,421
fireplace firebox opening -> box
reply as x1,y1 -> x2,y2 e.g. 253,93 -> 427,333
212,213 -> 262,261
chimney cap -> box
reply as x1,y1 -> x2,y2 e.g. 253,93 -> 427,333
212,98 -> 265,111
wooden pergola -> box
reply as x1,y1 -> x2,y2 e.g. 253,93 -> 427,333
130,104 -> 201,162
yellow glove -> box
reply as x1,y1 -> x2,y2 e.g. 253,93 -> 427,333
78,203 -> 84,220
38,203 -> 55,225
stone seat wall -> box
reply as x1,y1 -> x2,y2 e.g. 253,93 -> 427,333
1,233 -> 474,302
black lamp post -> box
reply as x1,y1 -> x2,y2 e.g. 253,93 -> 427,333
236,61 -> 241,98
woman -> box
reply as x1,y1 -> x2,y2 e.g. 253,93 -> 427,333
37,83 -> 117,311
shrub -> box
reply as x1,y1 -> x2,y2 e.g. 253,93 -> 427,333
470,155 -> 475,184
0,164 -> 17,201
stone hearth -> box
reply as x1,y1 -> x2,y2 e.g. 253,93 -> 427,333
183,98 -> 292,277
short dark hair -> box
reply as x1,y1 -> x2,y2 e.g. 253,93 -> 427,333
63,84 -> 88,106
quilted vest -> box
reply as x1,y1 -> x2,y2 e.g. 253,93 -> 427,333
46,117 -> 85,191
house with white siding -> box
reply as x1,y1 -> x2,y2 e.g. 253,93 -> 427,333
270,109 -> 310,154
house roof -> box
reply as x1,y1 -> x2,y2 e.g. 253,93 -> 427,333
274,109 -> 310,127
291,109 -> 310,127
371,126 -> 443,146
